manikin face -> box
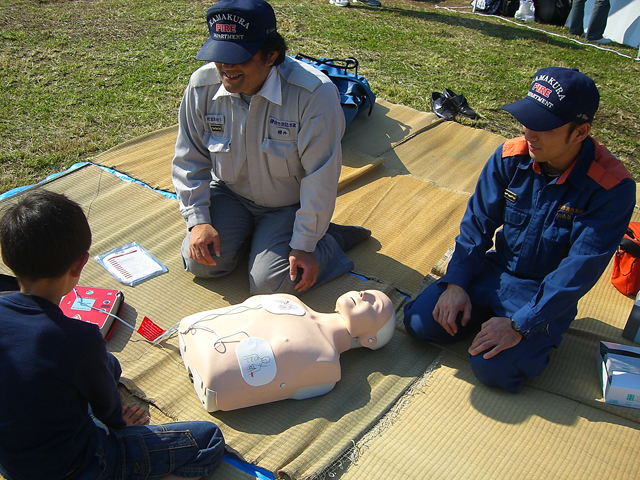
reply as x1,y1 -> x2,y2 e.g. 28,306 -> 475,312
215,50 -> 277,96
335,290 -> 394,343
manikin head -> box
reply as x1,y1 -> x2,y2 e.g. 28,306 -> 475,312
335,290 -> 396,350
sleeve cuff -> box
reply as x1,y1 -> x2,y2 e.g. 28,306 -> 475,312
185,210 -> 212,230
290,233 -> 321,253
439,267 -> 473,293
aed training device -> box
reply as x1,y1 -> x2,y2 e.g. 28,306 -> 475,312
60,286 -> 124,339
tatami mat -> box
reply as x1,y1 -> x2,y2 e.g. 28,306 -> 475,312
333,167 -> 469,294
382,120 -> 506,194
335,353 -> 640,480
340,98 -> 440,158
92,125 -> 178,194
4,96 -> 640,480
0,164 -> 441,480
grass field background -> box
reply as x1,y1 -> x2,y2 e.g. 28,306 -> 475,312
1,0 -> 639,193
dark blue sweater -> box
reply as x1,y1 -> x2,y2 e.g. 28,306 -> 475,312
0,293 -> 126,480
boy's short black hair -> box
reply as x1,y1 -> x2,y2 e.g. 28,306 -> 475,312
0,189 -> 91,281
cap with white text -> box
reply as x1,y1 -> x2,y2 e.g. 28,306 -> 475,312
196,0 -> 277,64
500,67 -> 599,131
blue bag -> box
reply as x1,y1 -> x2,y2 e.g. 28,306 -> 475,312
294,54 -> 376,127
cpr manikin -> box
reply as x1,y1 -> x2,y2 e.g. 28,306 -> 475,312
178,290 -> 395,411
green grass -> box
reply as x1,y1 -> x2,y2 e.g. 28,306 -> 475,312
1,0 -> 639,193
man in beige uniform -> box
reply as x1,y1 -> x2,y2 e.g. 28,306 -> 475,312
172,0 -> 370,295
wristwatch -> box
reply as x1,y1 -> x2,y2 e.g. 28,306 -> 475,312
510,318 -> 527,338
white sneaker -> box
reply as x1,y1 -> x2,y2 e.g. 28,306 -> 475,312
330,0 -> 350,6
593,37 -> 612,45
514,0 -> 535,22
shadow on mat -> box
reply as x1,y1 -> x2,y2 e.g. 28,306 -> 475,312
434,353 -> 586,426
342,102 -> 431,163
208,333 -> 431,436
436,317 -> 640,426
106,302 -> 139,353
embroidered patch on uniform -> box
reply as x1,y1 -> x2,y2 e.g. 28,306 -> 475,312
205,114 -> 224,133
205,114 -> 224,124
269,117 -> 298,129
275,128 -> 290,138
556,204 -> 584,221
504,189 -> 518,203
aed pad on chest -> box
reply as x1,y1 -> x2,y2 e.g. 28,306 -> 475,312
236,337 -> 277,386
261,296 -> 306,316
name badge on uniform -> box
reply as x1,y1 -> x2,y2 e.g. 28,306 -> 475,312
275,128 -> 290,138
504,189 -> 518,203
205,114 -> 224,133
556,204 -> 583,222
269,117 -> 297,139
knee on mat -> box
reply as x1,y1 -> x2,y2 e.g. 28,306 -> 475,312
249,270 -> 298,296
181,252 -> 236,279
469,354 -> 523,393
197,422 -> 226,457
404,311 -> 436,342
403,305 -> 453,343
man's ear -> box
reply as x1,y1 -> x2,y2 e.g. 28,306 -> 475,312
573,122 -> 591,143
69,252 -> 90,278
266,50 -> 278,67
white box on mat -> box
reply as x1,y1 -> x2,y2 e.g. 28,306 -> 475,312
600,341 -> 640,409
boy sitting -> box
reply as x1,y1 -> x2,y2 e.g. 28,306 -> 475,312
0,189 -> 225,480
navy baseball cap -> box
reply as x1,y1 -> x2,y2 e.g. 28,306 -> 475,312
501,67 -> 599,131
195,0 -> 277,64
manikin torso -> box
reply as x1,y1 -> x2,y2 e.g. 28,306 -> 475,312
178,290 -> 395,411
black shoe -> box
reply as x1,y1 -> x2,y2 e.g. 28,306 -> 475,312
327,223 -> 371,251
442,88 -> 479,120
430,92 -> 455,121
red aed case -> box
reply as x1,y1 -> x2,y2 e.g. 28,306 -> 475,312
60,286 -> 124,339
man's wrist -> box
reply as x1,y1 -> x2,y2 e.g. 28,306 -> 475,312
510,318 -> 527,338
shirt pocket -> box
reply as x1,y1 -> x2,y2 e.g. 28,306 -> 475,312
540,222 -> 571,267
207,135 -> 236,182
502,204 -> 529,249
262,138 -> 305,178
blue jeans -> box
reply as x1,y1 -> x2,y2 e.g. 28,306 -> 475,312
79,421 -> 224,480
404,261 -> 570,392
81,353 -> 225,479
181,182 -> 354,295
568,0 -> 611,40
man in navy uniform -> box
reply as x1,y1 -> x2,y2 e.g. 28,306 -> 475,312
404,67 -> 635,392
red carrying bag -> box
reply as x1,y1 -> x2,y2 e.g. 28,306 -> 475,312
612,222 -> 640,296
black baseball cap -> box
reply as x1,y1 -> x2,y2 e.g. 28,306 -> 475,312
196,0 -> 277,64
501,67 -> 599,131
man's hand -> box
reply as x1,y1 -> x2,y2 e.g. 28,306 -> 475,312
432,283 -> 472,336
469,316 -> 522,359
188,223 -> 220,266
122,403 -> 150,426
289,249 -> 319,292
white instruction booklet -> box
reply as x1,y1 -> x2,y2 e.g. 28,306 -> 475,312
95,241 -> 167,286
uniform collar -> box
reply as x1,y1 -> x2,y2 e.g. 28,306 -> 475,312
528,137 -> 594,189
212,66 -> 282,105
565,136 -> 595,189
